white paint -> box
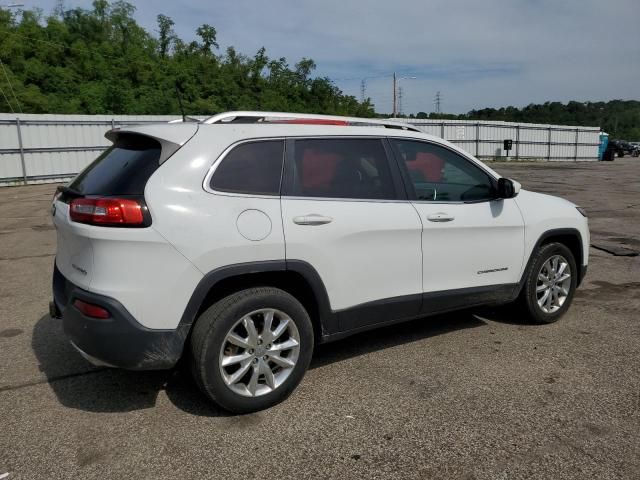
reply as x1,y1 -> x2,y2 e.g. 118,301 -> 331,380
52,118 -> 589,336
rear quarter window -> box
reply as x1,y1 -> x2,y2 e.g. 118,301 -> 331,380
69,134 -> 161,195
209,140 -> 285,195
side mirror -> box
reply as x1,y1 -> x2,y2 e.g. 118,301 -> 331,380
497,178 -> 520,199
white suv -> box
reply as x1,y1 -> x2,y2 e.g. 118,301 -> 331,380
51,111 -> 589,413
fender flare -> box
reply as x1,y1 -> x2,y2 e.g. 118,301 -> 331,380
178,259 -> 335,333
517,228 -> 586,294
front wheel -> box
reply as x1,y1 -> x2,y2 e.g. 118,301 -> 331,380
518,242 -> 578,324
190,287 -> 314,413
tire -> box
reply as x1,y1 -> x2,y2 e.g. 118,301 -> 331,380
190,287 -> 314,413
517,242 -> 578,324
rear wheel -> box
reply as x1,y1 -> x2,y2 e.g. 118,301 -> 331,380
518,242 -> 577,324
190,287 -> 313,413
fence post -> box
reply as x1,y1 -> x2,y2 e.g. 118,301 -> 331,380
111,118 -> 115,130
515,125 -> 520,161
441,122 -> 445,139
16,117 -> 27,185
475,122 -> 480,157
574,128 -> 579,162
547,127 -> 552,161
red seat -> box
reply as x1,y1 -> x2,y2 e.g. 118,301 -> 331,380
301,150 -> 340,189
407,152 -> 444,182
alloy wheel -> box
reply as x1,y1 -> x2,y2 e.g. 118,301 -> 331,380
219,308 -> 300,397
536,254 -> 572,314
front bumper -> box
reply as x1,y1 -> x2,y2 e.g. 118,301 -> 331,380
52,263 -> 188,370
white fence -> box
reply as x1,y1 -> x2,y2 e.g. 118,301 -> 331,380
405,119 -> 601,162
0,114 -> 602,186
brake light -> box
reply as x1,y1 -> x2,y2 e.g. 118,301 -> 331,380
73,299 -> 111,319
272,119 -> 349,126
69,198 -> 144,226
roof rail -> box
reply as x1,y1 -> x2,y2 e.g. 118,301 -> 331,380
201,111 -> 422,132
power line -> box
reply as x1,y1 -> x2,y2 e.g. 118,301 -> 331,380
0,83 -> 14,113
0,58 -> 22,113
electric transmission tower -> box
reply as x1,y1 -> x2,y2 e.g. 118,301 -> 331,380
360,79 -> 366,102
398,86 -> 404,116
434,91 -> 442,114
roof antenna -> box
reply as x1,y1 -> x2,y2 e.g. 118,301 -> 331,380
174,81 -> 186,122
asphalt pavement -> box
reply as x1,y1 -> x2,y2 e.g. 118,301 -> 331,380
0,158 -> 639,479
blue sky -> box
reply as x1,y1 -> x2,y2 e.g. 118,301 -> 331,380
27,0 -> 640,114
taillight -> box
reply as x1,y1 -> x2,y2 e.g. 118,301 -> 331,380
73,299 -> 111,319
69,198 -> 144,226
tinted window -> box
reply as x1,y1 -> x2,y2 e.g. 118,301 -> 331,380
210,140 -> 284,195
390,139 -> 495,202
69,134 -> 161,195
290,138 -> 396,200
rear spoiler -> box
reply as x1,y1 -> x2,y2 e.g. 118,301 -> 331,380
105,123 -> 199,164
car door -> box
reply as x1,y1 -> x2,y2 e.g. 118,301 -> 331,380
388,138 -> 525,312
280,137 -> 423,332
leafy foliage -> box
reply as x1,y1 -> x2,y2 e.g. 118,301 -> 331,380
0,1 -> 374,117
407,101 -> 640,140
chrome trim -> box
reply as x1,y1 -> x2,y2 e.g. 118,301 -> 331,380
202,136 -> 286,196
202,134 -> 500,204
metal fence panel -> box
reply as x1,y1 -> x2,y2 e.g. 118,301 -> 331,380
0,114 -> 602,186
407,119 -> 600,161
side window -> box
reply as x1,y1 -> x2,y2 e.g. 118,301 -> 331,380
390,139 -> 496,202
210,140 -> 284,195
289,138 -> 396,200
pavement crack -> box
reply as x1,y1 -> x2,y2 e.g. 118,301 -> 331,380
0,368 -> 108,393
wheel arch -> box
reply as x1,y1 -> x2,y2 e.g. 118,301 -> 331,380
518,228 -> 586,294
179,261 -> 334,347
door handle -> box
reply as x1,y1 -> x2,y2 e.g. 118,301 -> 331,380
293,214 -> 333,226
427,212 -> 454,222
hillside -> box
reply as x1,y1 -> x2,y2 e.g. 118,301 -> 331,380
0,1 -> 374,117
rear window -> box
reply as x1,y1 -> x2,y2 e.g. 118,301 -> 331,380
210,140 -> 284,195
69,134 -> 162,195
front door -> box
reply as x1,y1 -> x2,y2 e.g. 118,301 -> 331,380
388,138 -> 525,310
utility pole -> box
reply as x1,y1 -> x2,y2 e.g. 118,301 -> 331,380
392,72 -> 397,118
434,91 -> 442,114
393,73 -> 416,118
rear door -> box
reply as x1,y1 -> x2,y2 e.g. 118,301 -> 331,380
280,137 -> 423,332
388,138 -> 525,305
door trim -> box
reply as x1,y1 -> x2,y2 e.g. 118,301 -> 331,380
326,283 -> 518,342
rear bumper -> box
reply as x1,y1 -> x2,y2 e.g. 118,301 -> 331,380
52,263 -> 188,370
